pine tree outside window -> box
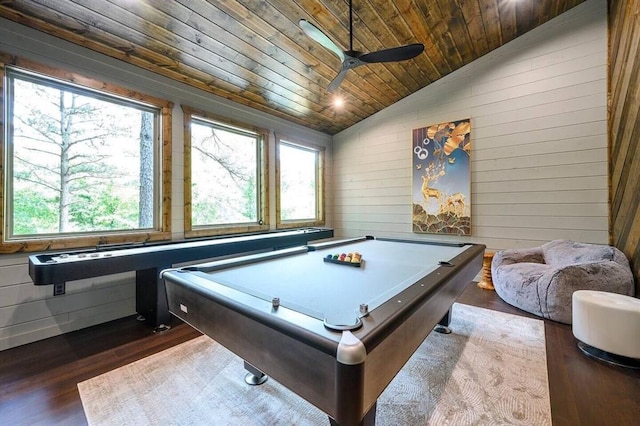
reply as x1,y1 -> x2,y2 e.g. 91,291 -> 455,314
1,57 -> 172,252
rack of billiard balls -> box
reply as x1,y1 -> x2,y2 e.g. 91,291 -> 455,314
323,252 -> 362,267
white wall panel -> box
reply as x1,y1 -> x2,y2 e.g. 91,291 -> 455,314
475,134 -> 605,160
0,280 -> 134,325
0,263 -> 31,287
0,283 -> 50,307
332,0 -> 608,253
474,175 -> 606,192
474,203 -> 608,217
0,299 -> 136,350
474,215 -> 606,230
335,204 -> 408,215
478,189 -> 607,205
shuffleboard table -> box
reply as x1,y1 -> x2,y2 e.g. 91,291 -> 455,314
161,236 -> 484,425
28,227 -> 333,328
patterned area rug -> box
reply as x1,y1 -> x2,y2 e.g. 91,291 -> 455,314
78,303 -> 551,425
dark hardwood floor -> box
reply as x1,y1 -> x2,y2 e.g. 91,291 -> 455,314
1,283 -> 638,425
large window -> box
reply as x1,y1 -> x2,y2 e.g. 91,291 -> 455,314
276,138 -> 324,228
183,106 -> 268,237
0,55 -> 172,252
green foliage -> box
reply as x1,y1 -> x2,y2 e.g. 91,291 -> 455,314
68,186 -> 138,231
12,188 -> 59,234
192,188 -> 218,225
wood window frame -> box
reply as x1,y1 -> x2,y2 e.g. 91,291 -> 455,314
275,135 -> 325,229
0,53 -> 173,253
182,105 -> 269,238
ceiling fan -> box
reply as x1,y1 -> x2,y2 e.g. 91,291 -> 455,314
299,0 -> 424,92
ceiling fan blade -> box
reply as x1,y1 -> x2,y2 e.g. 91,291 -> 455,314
327,69 -> 349,92
327,55 -> 366,92
359,43 -> 424,63
299,19 -> 345,62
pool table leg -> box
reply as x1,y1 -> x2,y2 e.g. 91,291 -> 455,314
329,401 -> 376,426
433,308 -> 452,334
330,356 -> 371,426
243,361 -> 268,385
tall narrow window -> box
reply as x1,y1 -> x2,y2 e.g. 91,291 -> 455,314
277,139 -> 324,228
1,59 -> 172,252
183,106 -> 268,237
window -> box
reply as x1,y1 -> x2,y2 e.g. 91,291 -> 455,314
276,138 -> 324,228
183,106 -> 268,237
0,55 -> 172,252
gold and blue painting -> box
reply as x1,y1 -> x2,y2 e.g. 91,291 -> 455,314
412,119 -> 471,235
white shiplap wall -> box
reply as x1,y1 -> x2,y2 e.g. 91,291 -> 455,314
0,19 -> 332,350
332,0 -> 608,251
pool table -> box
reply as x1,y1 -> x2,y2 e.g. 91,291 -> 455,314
162,236 -> 484,425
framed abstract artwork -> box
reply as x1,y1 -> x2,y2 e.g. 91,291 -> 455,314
411,119 -> 471,235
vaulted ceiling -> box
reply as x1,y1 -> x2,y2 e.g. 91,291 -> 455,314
0,0 -> 586,135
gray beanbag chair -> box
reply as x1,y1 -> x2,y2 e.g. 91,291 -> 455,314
491,240 -> 635,324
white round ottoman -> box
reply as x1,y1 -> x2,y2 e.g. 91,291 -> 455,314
572,290 -> 640,368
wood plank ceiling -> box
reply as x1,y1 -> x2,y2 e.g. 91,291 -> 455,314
0,0 -> 586,135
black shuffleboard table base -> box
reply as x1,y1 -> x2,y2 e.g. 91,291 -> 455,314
28,227 -> 334,327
